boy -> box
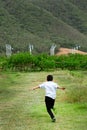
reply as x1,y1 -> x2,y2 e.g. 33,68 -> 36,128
32,75 -> 65,122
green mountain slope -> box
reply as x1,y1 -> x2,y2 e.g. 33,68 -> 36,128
69,0 -> 87,12
32,0 -> 87,34
0,0 -> 87,54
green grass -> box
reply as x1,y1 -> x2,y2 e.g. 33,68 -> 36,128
0,70 -> 87,130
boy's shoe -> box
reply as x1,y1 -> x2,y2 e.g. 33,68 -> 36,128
52,117 -> 56,122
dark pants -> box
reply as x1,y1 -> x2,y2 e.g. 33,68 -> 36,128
45,96 -> 55,119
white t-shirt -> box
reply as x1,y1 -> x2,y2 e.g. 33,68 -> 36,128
39,81 -> 60,99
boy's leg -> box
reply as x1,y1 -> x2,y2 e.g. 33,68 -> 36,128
45,96 -> 55,120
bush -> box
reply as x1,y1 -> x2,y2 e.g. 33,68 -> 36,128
1,53 -> 87,71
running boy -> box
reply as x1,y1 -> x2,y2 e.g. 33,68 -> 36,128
32,75 -> 65,122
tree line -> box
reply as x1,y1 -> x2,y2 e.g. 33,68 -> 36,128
0,53 -> 87,71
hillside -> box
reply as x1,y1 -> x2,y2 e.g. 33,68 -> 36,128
0,0 -> 87,54
32,0 -> 87,34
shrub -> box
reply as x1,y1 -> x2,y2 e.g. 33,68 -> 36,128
1,53 -> 87,71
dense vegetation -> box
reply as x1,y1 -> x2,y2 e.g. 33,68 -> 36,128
0,0 -> 87,55
1,53 -> 87,71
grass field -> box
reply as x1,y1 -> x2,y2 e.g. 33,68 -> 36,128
0,70 -> 87,130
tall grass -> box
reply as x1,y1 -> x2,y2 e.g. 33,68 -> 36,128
59,71 -> 87,103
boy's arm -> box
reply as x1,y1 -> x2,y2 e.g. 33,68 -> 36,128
32,86 -> 40,90
57,87 -> 65,90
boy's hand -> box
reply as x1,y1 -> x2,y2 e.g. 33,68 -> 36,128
62,87 -> 65,90
29,86 -> 40,91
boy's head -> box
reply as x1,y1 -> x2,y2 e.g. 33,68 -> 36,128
47,75 -> 53,81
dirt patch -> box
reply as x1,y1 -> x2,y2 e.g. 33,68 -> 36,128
0,74 -> 7,79
56,47 -> 87,55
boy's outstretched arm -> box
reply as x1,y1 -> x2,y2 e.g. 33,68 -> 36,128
32,86 -> 40,90
58,87 -> 65,90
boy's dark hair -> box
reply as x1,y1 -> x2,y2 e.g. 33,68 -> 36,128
47,75 -> 53,81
